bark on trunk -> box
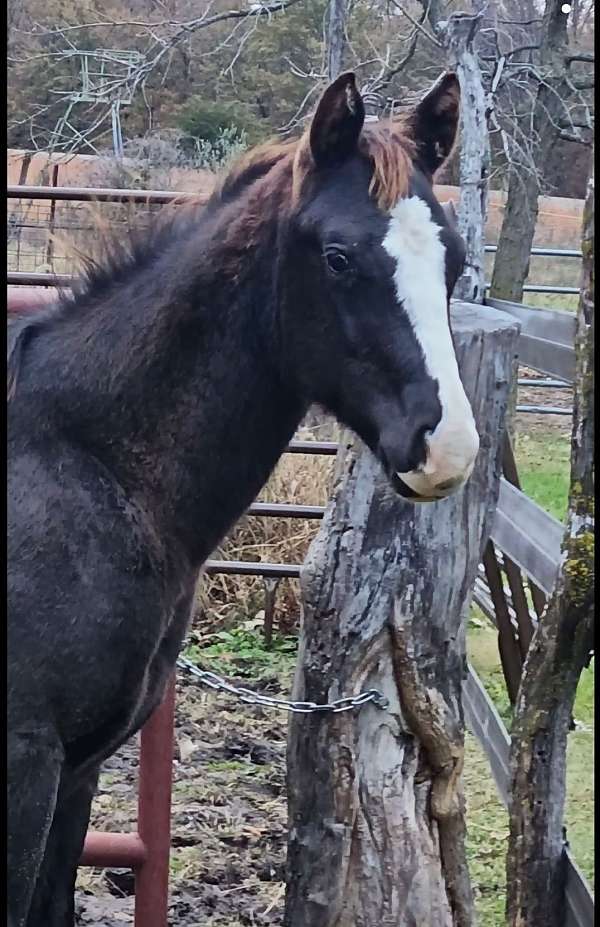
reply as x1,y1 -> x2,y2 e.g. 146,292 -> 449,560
489,1 -> 571,302
326,0 -> 347,81
442,11 -> 490,304
285,301 -> 520,927
506,165 -> 594,927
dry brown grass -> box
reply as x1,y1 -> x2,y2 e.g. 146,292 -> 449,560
195,422 -> 338,636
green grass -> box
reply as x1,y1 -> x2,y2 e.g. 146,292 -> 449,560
524,292 -> 579,312
184,626 -> 298,681
513,431 -> 571,522
565,660 -> 595,883
464,731 -> 509,927
468,623 -> 595,899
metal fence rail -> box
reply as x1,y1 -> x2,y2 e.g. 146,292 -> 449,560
8,185 -> 583,298
484,245 -> 582,258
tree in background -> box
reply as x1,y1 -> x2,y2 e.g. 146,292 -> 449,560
8,0 -> 593,214
506,159 -> 594,927
489,0 -> 594,300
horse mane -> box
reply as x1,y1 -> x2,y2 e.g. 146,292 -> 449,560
7,115 -> 416,402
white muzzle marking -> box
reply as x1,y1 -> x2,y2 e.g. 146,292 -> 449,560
382,196 -> 480,500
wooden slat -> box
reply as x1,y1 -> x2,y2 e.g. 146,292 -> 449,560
485,298 -> 575,381
472,579 -> 498,627
482,543 -> 522,703
517,334 -> 575,382
463,665 -> 595,926
492,480 -> 563,597
463,663 -> 511,803
502,556 -> 535,658
565,856 -> 596,927
485,298 -> 576,347
501,436 -> 548,619
473,571 -> 538,635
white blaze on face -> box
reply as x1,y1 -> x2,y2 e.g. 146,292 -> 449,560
382,196 -> 479,500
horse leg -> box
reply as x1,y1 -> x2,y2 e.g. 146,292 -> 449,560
7,725 -> 63,927
26,766 -> 101,927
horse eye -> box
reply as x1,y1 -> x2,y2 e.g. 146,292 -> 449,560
325,250 -> 350,274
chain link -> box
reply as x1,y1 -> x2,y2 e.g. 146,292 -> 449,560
177,655 -> 389,714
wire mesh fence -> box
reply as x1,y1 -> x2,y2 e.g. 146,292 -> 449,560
7,196 -> 164,276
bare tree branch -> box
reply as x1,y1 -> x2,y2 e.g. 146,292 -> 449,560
389,0 -> 442,48
565,51 -> 595,64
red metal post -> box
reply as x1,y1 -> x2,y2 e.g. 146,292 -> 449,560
134,676 -> 176,927
80,832 -> 147,869
77,679 -> 176,921
7,285 -> 59,312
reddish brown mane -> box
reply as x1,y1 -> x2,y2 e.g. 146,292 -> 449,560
220,116 -> 416,213
360,119 -> 416,211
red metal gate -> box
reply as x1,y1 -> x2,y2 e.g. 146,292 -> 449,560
80,678 -> 176,927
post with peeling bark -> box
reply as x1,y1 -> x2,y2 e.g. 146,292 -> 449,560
326,0 -> 348,81
505,165 -> 594,927
285,301 -> 519,927
441,10 -> 490,304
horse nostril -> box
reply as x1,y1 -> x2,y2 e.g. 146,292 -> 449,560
406,425 -> 433,471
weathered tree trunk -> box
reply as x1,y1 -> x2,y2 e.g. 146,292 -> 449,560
285,302 -> 519,927
506,165 -> 594,927
442,10 -> 490,304
489,0 -> 571,302
326,0 -> 348,80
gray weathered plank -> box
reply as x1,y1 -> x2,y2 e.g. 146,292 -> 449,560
565,855 -> 596,927
517,334 -> 575,382
485,298 -> 575,381
485,298 -> 576,347
463,664 -> 511,803
492,479 -> 563,596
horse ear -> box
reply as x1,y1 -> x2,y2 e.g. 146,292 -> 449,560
441,200 -> 458,228
309,72 -> 365,168
411,72 -> 460,176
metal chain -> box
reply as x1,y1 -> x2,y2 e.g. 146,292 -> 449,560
177,654 -> 389,714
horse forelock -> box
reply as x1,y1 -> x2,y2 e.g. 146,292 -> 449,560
218,114 -> 416,214
288,116 -> 415,211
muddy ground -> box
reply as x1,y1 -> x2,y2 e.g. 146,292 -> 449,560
76,670 -> 292,926
516,368 -> 572,436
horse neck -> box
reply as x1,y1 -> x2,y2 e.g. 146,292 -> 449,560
37,193 -> 307,566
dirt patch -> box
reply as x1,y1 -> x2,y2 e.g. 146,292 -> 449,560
75,672 -> 292,926
515,366 -> 573,437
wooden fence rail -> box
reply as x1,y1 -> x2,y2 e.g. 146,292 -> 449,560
486,297 -> 576,381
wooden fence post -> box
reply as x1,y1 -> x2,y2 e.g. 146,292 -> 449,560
285,301 -> 519,927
